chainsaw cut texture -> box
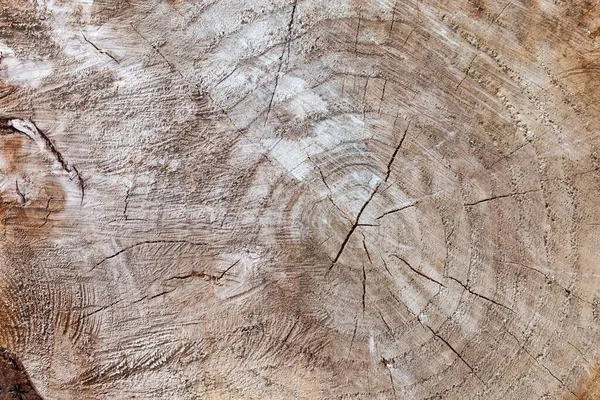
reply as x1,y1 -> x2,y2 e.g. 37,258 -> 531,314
0,0 -> 599,399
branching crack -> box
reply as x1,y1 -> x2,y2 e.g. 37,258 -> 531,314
5,118 -> 85,204
328,121 -> 411,272
328,183 -> 380,271
446,275 -> 514,313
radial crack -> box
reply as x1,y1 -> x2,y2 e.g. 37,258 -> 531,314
15,181 -> 26,204
5,118 -> 86,204
464,188 -> 540,206
361,233 -> 372,263
328,121 -> 411,272
218,259 -> 241,280
422,322 -> 484,384
265,0 -> 298,124
92,240 -> 205,271
362,264 -> 367,313
282,318 -> 299,344
447,276 -> 514,313
328,183 -> 380,271
384,120 -> 411,182
76,299 -> 123,323
507,331 -> 581,399
392,254 -> 446,287
82,33 -> 119,63
376,202 -> 416,220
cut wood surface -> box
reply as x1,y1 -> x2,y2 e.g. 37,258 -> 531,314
0,0 -> 599,399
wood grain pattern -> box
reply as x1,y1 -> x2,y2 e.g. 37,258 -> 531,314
0,0 -> 599,398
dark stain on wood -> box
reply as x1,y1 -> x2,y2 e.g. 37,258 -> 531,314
569,363 -> 600,400
0,347 -> 42,399
0,122 -> 66,232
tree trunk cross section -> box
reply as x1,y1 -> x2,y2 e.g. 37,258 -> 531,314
0,0 -> 599,399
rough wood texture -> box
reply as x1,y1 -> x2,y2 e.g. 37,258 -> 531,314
1,0 -> 599,398
0,348 -> 42,400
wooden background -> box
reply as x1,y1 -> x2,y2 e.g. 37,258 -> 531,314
0,0 -> 599,398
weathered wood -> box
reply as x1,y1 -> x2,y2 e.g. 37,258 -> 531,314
0,0 -> 599,398
0,347 -> 42,400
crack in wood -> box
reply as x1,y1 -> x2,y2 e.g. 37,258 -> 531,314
446,275 -> 514,313
92,240 -> 205,271
265,0 -> 298,124
14,181 -> 26,204
328,121 -> 411,272
392,254 -> 447,287
82,33 -> 119,63
421,322 -> 485,385
507,331 -> 582,400
464,188 -> 541,206
3,118 -> 86,205
375,202 -> 417,220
